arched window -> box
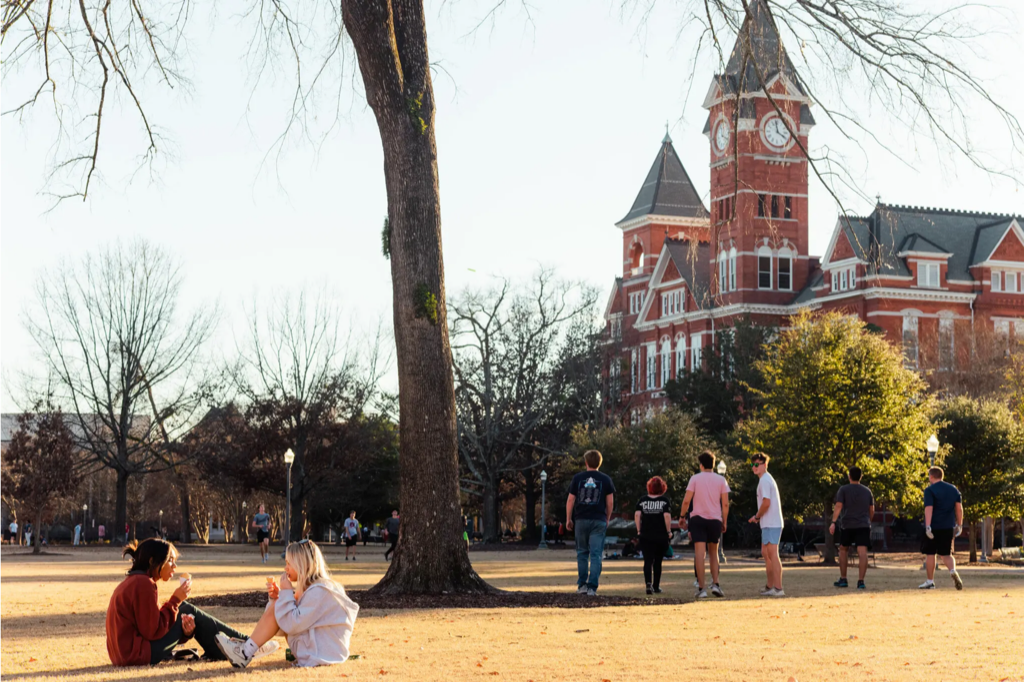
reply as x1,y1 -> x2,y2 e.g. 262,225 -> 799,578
675,335 -> 687,375
777,246 -> 793,291
757,245 -> 773,289
728,247 -> 737,291
902,313 -> 919,369
630,243 -> 645,273
718,250 -> 727,293
661,338 -> 671,387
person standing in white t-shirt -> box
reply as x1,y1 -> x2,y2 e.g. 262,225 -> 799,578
343,511 -> 361,561
748,453 -> 785,597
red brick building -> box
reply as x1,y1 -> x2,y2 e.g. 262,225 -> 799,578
604,0 -> 1024,417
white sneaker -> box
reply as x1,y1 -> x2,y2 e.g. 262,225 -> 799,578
918,580 -> 936,589
694,589 -> 708,599
710,583 -> 725,598
759,588 -> 775,596
586,588 -> 597,597
215,634 -> 252,668
950,571 -> 963,591
693,579 -> 700,589
576,585 -> 587,594
252,640 -> 279,661
771,589 -> 785,597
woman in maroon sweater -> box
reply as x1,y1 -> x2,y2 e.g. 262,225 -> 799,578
106,538 -> 249,665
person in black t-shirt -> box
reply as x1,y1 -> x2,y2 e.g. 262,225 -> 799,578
634,476 -> 673,595
566,450 -> 616,596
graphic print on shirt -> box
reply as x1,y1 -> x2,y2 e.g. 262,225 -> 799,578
578,477 -> 604,507
344,518 -> 359,537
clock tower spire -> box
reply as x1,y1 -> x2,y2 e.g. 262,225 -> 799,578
702,0 -> 815,306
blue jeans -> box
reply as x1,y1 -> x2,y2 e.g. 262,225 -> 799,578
574,518 -> 608,590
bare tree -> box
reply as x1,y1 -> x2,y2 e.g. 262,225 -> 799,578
451,270 -> 599,542
25,239 -> 216,543
5,0 -> 1021,591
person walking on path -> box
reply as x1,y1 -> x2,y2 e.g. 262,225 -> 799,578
747,453 -> 785,597
635,476 -> 672,595
343,511 -> 361,561
566,450 -> 616,596
252,504 -> 272,564
384,511 -> 400,561
679,451 -> 730,599
10,520 -> 19,546
919,467 -> 964,590
99,524 -> 106,544
830,467 -> 875,590
74,522 -> 82,547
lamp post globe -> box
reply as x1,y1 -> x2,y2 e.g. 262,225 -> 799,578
716,460 -> 727,475
538,470 -> 549,549
82,504 -> 88,530
714,460 -> 727,563
926,434 -> 939,466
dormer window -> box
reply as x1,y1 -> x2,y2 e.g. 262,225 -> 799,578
917,262 -> 940,288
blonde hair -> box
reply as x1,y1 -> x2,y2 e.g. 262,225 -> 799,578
285,540 -> 332,594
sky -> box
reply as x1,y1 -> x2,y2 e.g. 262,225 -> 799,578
2,0 -> 1023,411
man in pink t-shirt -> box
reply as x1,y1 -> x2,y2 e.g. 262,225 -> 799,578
679,451 -> 731,599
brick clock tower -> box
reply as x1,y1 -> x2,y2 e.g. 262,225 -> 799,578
703,0 -> 815,313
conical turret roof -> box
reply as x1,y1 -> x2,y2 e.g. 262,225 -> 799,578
619,134 -> 707,224
716,0 -> 807,98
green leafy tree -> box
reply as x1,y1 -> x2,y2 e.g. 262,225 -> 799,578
571,409 -> 716,514
935,396 -> 1022,562
740,311 -> 935,562
665,317 -> 774,439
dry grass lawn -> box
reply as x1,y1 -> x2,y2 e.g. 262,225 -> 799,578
1,544 -> 1022,681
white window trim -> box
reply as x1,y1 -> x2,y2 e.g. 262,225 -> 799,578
758,247 -> 773,290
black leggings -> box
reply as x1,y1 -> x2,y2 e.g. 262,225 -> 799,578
639,538 -> 669,589
149,601 -> 247,664
385,536 -> 398,560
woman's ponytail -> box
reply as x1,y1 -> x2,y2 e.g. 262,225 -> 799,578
121,538 -> 175,577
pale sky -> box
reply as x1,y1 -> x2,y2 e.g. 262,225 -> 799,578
3,0 -> 1023,411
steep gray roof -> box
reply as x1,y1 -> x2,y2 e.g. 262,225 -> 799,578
664,239 -> 712,308
791,269 -> 823,305
620,134 -> 708,223
832,205 -> 1022,280
714,0 -> 807,98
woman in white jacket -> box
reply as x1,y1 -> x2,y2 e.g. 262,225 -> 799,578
216,539 -> 359,668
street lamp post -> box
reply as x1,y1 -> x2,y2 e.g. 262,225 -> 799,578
538,470 -> 548,549
242,501 -> 247,544
82,504 -> 88,540
926,434 -> 939,467
283,449 -> 295,552
158,510 -> 164,539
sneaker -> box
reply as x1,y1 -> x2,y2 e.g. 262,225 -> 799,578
771,589 -> 785,597
710,583 -> 725,598
586,588 -> 597,597
760,587 -> 775,596
918,580 -> 936,589
653,587 -> 662,594
252,640 -> 280,661
857,580 -> 866,590
352,556 -> 356,561
646,584 -> 653,595
576,585 -> 588,595
345,557 -> 349,561
693,579 -> 700,590
214,634 -> 252,669
694,589 -> 708,599
834,577 -> 849,588
951,571 -> 963,591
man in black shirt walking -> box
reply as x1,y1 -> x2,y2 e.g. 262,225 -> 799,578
566,450 -> 615,596
384,510 -> 400,561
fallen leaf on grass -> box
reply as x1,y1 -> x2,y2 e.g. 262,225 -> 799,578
379,670 -> 388,675
574,629 -> 590,633
28,658 -> 37,663
477,663 -> 483,667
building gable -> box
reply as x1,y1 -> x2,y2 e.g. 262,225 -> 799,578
989,221 -> 1024,262
831,229 -> 856,262
663,259 -> 682,282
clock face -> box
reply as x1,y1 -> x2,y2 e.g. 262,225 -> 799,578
714,120 -> 731,153
763,116 -> 792,149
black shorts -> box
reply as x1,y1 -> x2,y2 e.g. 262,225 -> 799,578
839,527 -> 871,548
921,528 -> 955,556
257,530 -> 269,543
345,536 -> 357,547
688,516 -> 722,544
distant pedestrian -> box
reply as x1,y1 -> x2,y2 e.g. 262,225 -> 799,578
252,504 -> 271,564
384,510 -> 400,561
74,523 -> 82,546
830,466 -> 874,590
748,453 -> 785,596
635,476 -> 672,595
464,516 -> 473,547
98,524 -> 106,543
24,522 -> 33,548
566,449 -> 616,596
679,451 -> 730,599
343,511 -> 361,561
361,526 -> 369,546
919,467 -> 964,590
10,520 -> 19,546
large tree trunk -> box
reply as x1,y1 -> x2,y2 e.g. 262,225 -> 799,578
33,506 -> 43,555
344,0 -> 489,594
822,498 -> 837,564
523,470 -> 538,543
968,521 -> 978,563
177,474 -> 192,543
115,468 -> 130,544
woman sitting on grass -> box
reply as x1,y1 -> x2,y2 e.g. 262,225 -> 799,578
216,538 -> 359,668
105,538 -> 278,666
